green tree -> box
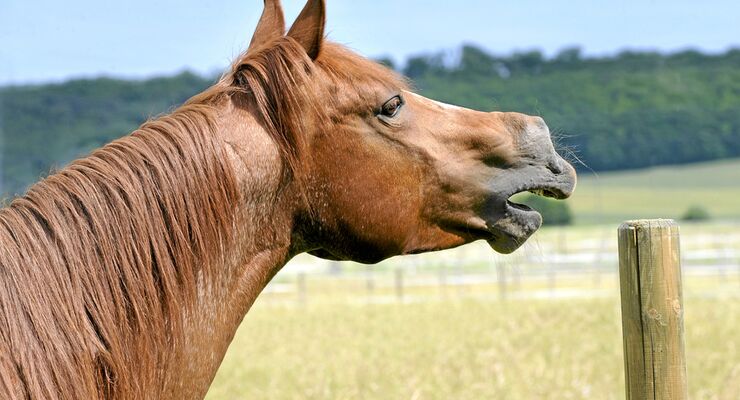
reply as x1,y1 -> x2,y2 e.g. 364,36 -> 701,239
682,205 -> 711,222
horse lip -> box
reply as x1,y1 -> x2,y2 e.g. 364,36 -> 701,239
485,203 -> 542,254
483,163 -> 577,254
504,163 -> 577,201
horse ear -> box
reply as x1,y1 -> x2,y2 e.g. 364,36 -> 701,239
287,0 -> 326,60
248,0 -> 286,53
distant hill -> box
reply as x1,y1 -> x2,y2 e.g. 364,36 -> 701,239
2,46 -> 740,198
0,71 -> 213,198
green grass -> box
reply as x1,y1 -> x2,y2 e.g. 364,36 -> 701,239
206,221 -> 740,399
207,284 -> 740,400
566,158 -> 740,224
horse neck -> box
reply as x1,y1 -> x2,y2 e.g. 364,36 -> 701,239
0,99 -> 297,399
165,99 -> 300,398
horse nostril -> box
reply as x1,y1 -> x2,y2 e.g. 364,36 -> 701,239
547,158 -> 564,175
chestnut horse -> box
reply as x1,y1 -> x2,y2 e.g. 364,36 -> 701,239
0,0 -> 576,398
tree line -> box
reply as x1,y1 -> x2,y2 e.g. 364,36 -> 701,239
2,45 -> 740,198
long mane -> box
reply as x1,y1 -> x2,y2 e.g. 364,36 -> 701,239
0,101 -> 239,398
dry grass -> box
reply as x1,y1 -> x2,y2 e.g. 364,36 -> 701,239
207,275 -> 739,399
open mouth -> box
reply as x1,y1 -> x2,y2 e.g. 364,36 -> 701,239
485,171 -> 576,254
505,185 -> 571,217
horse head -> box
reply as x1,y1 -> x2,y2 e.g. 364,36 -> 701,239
229,0 -> 577,264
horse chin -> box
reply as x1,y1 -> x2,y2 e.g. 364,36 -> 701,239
485,201 -> 543,254
308,248 -> 344,261
308,247 -> 390,265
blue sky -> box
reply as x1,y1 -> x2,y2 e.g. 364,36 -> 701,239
1,0 -> 739,85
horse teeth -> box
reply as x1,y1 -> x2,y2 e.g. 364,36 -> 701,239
529,189 -> 544,197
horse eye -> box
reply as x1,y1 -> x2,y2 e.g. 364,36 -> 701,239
379,95 -> 404,118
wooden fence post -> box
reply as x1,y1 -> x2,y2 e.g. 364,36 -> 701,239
547,264 -> 557,293
365,264 -> 374,301
438,263 -> 447,297
297,272 -> 307,306
394,267 -> 404,303
496,261 -> 507,301
455,261 -> 465,296
618,219 -> 688,400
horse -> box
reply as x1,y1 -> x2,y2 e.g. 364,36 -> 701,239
0,0 -> 576,398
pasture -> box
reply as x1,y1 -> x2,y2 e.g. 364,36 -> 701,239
207,222 -> 740,399
566,158 -> 740,224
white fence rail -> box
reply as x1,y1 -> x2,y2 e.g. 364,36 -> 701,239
261,225 -> 740,305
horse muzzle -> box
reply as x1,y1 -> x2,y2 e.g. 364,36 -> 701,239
484,157 -> 577,254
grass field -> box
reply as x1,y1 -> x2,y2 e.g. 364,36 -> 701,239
205,221 -> 740,399
565,158 -> 740,224
206,277 -> 739,400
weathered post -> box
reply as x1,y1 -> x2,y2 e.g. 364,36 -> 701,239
394,267 -> 404,303
455,261 -> 465,296
297,272 -> 307,306
496,261 -> 507,301
365,264 -> 374,301
438,263 -> 447,297
618,219 -> 688,400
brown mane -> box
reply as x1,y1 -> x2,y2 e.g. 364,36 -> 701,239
0,103 -> 239,398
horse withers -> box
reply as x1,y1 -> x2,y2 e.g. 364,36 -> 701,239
0,0 -> 576,398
